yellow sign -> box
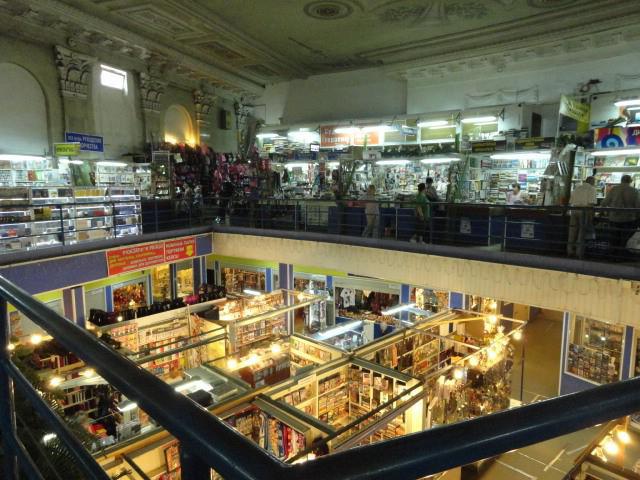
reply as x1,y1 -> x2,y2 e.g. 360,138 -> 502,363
54,143 -> 81,156
559,95 -> 591,124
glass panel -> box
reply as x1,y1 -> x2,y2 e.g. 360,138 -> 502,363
176,260 -> 194,297
152,265 -> 171,302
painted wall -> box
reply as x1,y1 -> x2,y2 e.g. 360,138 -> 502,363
0,34 -> 240,155
0,37 -> 63,153
256,67 -> 407,125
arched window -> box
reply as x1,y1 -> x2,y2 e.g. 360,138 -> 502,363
0,63 -> 48,154
164,104 -> 194,144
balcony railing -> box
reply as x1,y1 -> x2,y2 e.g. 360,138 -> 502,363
2,273 -> 640,479
3,196 -> 640,267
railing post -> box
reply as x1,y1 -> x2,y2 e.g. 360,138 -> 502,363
502,210 -> 508,252
180,446 -> 210,480
58,204 -> 65,246
0,298 -> 18,480
111,201 -> 118,239
395,205 -> 399,241
294,201 -> 298,231
304,203 -> 308,232
154,198 -> 159,233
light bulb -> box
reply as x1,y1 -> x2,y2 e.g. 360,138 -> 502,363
49,376 -> 63,388
7,343 -> 15,351
616,429 -> 631,444
226,358 -> 238,370
513,330 -> 522,341
488,315 -> 498,325
603,437 -> 619,455
42,433 -> 57,444
453,368 -> 464,380
489,301 -> 497,310
246,353 -> 259,366
468,355 -> 479,367
117,315 -> 123,322
81,368 -> 96,378
270,343 -> 282,354
488,348 -> 498,361
30,334 -> 43,345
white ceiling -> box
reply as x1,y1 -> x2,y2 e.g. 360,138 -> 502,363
1,0 -> 639,97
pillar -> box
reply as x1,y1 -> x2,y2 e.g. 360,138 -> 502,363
62,286 -> 86,327
139,72 -> 166,143
54,46 -> 96,135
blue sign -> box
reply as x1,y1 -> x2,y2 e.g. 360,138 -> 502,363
65,132 -> 104,152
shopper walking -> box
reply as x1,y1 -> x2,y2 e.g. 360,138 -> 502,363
602,174 -> 640,255
567,176 -> 597,258
411,183 -> 430,244
362,185 -> 379,238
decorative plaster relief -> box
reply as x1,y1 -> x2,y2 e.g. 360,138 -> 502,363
54,45 -> 95,99
139,72 -> 166,113
193,89 -> 217,120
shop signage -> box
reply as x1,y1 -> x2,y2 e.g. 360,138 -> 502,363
594,127 -> 640,149
521,222 -> 535,239
559,95 -> 591,124
514,137 -> 554,151
65,132 -> 104,152
471,141 -> 497,153
320,126 -> 380,148
106,237 -> 197,275
396,125 -> 418,136
54,142 -> 81,156
459,218 -> 471,234
165,237 -> 196,262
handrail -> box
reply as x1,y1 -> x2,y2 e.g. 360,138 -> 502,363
2,274 -> 640,479
0,275 -> 283,480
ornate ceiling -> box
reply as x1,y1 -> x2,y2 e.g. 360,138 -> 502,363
1,0 -> 639,96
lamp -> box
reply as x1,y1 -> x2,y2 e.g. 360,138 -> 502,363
417,120 -> 448,128
461,116 -> 497,124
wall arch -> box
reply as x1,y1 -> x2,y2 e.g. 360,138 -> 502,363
164,104 -> 194,144
0,63 -> 48,154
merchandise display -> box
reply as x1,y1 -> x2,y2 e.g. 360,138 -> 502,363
222,266 -> 268,294
567,316 -> 623,384
0,186 -> 141,253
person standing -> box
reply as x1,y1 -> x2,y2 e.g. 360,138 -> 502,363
602,174 -> 640,254
567,176 -> 597,257
362,185 -> 379,238
425,177 -> 439,202
506,183 -> 527,205
411,183 -> 430,244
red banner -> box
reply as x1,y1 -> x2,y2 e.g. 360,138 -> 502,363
106,236 -> 197,276
106,243 -> 166,276
165,237 -> 196,262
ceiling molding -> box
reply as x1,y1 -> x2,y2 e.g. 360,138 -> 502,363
20,0 -> 266,95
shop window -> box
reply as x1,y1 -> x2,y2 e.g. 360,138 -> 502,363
222,267 -> 265,294
100,64 -> 127,92
9,299 -> 62,339
113,279 -> 148,312
85,287 -> 106,318
152,265 -> 171,302
567,316 -> 623,385
176,261 -> 194,298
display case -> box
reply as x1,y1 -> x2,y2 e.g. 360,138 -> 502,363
152,151 -> 172,199
95,164 -> 134,186
566,316 -> 623,385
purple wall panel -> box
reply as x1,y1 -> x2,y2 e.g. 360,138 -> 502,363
1,252 -> 107,295
196,234 -> 213,256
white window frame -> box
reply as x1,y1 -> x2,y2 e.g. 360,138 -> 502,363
100,64 -> 127,93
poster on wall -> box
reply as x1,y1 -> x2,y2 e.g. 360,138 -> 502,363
594,127 -> 640,149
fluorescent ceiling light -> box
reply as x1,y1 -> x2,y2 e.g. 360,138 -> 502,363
491,152 -> 550,160
614,99 -> 640,107
59,158 -> 84,165
96,161 -> 127,167
422,138 -> 456,144
42,433 -> 57,444
361,125 -> 394,133
316,320 -> 363,340
381,303 -> 416,316
592,148 -> 640,157
0,154 -> 46,162
175,379 -> 213,393
420,157 -> 460,165
335,126 -> 361,134
429,124 -> 456,130
418,120 -> 448,128
117,401 -> 138,412
243,289 -> 262,296
627,106 -> 640,111
376,159 -> 410,165
474,121 -> 498,126
285,162 -> 316,169
461,116 -> 497,124
257,133 -> 278,139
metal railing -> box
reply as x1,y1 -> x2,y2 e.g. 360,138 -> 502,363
4,195 -> 640,266
2,274 -> 640,479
